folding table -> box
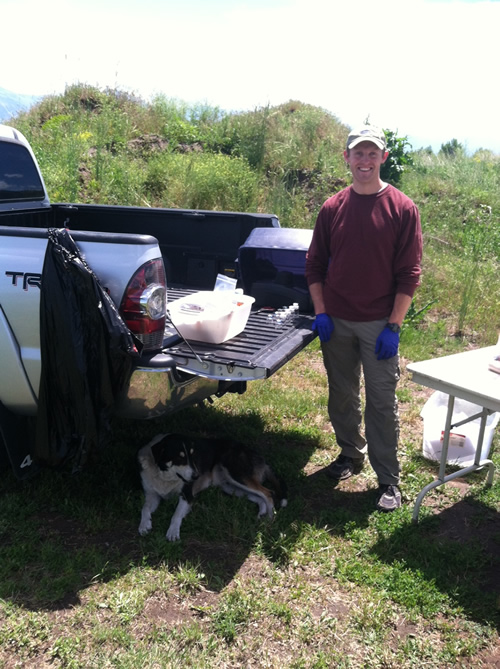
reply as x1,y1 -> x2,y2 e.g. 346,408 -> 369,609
407,346 -> 500,522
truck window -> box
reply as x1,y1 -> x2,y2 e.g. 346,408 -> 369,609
0,143 -> 45,201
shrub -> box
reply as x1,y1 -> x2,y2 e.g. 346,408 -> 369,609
440,138 -> 464,157
381,129 -> 414,186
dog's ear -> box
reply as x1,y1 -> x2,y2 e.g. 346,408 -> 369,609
151,439 -> 173,471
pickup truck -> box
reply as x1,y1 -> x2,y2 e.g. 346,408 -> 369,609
0,123 -> 315,478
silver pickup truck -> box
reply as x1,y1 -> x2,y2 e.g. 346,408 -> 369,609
0,124 -> 315,477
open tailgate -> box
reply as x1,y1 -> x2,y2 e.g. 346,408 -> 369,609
163,288 -> 315,381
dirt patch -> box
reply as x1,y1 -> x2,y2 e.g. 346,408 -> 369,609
142,588 -> 218,626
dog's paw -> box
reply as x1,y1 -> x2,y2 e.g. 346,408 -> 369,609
166,527 -> 180,542
138,521 -> 152,536
166,518 -> 182,541
257,505 -> 275,520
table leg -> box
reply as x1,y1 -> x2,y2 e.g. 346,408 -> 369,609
474,409 -> 496,485
412,395 -> 455,523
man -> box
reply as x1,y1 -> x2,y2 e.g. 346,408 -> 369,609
305,125 -> 422,511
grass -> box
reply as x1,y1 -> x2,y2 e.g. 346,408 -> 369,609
2,85 -> 500,666
1,342 -> 500,667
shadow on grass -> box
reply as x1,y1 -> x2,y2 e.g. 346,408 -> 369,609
0,406 -> 321,612
1,405 -> 499,632
370,494 -> 500,631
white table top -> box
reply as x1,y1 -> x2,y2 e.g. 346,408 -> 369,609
407,345 -> 500,413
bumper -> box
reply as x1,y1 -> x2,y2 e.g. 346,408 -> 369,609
116,353 -> 223,419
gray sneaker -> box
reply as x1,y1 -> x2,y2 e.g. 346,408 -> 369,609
376,484 -> 402,512
325,454 -> 364,481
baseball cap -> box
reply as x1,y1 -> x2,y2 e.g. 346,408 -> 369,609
346,125 -> 386,151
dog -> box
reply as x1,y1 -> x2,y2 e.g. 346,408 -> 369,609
138,433 -> 287,541
138,434 -> 287,541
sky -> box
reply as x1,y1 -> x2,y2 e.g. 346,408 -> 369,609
2,0 -> 500,154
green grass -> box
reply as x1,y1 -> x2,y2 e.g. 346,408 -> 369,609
2,85 -> 500,666
1,348 -> 500,666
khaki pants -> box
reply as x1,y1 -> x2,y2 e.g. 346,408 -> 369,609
321,317 -> 401,485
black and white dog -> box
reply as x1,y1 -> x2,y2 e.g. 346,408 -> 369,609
138,433 -> 287,541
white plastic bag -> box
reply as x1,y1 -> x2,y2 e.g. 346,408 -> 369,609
420,391 -> 499,466
214,273 -> 237,292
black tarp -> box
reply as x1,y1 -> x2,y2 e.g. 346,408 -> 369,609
35,228 -> 141,471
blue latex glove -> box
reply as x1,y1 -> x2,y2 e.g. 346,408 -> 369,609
375,326 -> 400,360
312,313 -> 334,342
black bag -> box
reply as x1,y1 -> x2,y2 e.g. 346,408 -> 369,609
35,228 -> 141,471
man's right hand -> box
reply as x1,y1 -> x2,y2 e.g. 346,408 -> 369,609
312,313 -> 334,342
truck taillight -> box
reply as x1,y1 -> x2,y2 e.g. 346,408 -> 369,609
120,259 -> 166,351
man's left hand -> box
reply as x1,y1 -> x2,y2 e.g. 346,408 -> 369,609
375,326 -> 400,360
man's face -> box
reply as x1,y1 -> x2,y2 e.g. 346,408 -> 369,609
344,141 -> 389,189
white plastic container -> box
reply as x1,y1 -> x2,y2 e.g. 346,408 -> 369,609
421,391 -> 499,466
168,291 -> 255,344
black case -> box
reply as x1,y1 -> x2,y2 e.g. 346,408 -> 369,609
238,227 -> 313,312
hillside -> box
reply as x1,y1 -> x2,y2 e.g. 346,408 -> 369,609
8,84 -> 500,346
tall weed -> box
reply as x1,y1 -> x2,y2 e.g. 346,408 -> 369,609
38,116 -> 86,202
402,151 -> 500,339
144,152 -> 259,211
261,176 -> 313,229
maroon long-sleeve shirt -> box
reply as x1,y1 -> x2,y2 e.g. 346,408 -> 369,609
305,184 -> 423,321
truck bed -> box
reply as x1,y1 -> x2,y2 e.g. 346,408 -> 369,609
163,288 -> 315,381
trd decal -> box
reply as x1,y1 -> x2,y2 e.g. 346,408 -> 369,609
5,271 -> 42,290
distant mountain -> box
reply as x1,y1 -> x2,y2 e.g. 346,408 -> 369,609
0,87 -> 40,122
